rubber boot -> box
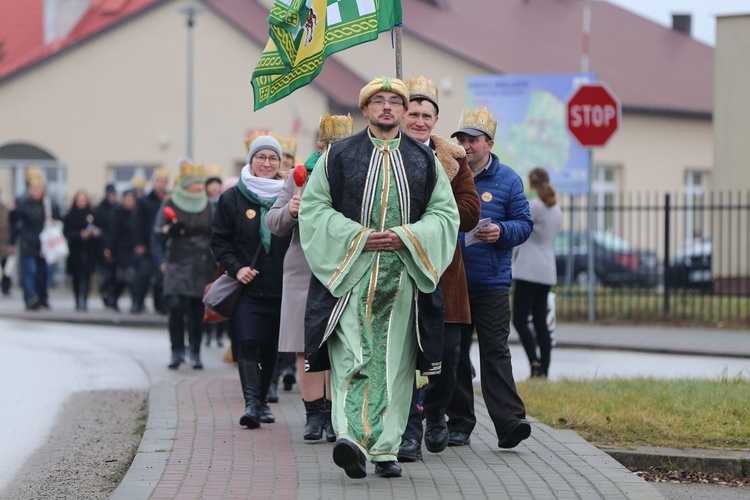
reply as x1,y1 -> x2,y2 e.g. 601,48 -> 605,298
303,398 -> 326,440
325,399 -> 336,442
238,359 -> 261,428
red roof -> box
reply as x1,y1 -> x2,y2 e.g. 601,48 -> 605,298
402,0 -> 713,115
0,0 -> 158,79
0,0 -> 45,76
0,0 -> 714,115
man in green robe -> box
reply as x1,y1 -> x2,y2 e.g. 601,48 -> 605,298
299,76 -> 459,479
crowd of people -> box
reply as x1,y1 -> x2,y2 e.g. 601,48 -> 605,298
0,75 -> 564,480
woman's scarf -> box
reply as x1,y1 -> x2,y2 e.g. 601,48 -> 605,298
237,165 -> 284,253
171,185 -> 208,213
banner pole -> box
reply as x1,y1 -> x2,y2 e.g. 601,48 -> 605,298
394,25 -> 403,80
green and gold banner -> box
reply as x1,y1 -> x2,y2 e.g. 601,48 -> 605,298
251,0 -> 403,111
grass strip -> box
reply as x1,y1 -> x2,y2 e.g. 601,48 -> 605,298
517,374 -> 750,450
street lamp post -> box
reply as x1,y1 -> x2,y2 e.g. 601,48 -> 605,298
181,6 -> 201,160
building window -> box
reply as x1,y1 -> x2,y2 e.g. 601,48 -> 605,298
684,169 -> 709,243
593,164 -> 619,233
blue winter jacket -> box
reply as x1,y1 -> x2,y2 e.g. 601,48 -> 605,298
460,154 -> 533,291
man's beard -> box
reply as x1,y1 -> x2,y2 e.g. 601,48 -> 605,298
372,119 -> 399,131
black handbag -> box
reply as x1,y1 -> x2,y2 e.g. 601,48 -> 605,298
203,273 -> 242,318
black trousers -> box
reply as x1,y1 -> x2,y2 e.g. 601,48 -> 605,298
71,272 -> 92,308
167,295 -> 204,354
512,280 -> 552,376
1,257 -> 11,295
403,322 -> 462,442
446,289 -> 526,438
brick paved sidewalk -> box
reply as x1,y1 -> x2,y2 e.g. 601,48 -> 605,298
112,378 -> 663,499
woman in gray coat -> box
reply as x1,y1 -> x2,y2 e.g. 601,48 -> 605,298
154,162 -> 215,370
512,168 -> 562,378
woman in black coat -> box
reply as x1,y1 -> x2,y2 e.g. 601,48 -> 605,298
63,190 -> 101,311
211,136 -> 291,429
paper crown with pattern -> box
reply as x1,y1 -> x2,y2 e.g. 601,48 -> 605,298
244,129 -> 270,153
178,161 -> 206,180
405,76 -> 438,112
454,107 -> 497,140
319,113 -> 354,143
274,135 -> 297,157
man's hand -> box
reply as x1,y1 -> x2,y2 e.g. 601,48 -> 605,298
134,245 -> 147,256
475,223 -> 501,244
364,231 -> 406,252
236,266 -> 259,284
289,195 -> 300,218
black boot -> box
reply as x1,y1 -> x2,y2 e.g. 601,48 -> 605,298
324,399 -> 336,442
168,349 -> 184,370
260,400 -> 276,423
190,347 -> 203,370
238,359 -> 261,428
303,398 -> 326,440
267,380 -> 279,403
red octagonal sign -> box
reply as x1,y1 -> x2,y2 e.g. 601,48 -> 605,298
567,82 -> 621,148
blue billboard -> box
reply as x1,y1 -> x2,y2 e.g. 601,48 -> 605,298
465,73 -> 595,195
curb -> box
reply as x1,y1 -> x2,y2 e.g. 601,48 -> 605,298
110,380 -> 176,500
599,445 -> 750,479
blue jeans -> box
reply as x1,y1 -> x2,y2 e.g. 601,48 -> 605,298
21,254 -> 48,307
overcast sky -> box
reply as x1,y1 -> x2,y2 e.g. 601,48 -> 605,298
604,0 -> 750,45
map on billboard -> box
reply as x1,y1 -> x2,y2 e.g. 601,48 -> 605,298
465,73 -> 595,195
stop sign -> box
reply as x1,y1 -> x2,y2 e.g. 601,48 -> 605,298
567,83 -> 621,147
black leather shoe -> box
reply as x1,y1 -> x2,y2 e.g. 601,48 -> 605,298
282,369 -> 296,391
447,431 -> 471,447
332,439 -> 367,479
374,461 -> 402,478
424,420 -> 449,453
397,438 -> 422,462
497,419 -> 531,449
259,402 -> 276,423
239,404 -> 261,429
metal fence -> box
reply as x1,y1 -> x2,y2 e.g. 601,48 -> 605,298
553,191 -> 750,326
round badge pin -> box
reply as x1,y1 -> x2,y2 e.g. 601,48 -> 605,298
246,209 -> 256,219
481,192 -> 493,202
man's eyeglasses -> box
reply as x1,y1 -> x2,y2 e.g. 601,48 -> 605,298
253,155 -> 280,165
367,97 -> 405,107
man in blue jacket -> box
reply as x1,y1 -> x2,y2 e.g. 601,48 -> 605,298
446,108 -> 534,449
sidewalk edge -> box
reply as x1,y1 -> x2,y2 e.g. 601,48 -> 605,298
110,380 -> 177,500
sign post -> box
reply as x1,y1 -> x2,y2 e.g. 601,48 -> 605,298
567,82 -> 621,322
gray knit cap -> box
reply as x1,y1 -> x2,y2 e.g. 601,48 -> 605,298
247,135 -> 282,165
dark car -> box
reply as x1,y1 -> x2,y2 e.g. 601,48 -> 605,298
667,238 -> 712,291
555,231 -> 662,288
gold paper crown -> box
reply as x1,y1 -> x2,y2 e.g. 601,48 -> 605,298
178,161 -> 206,180
206,164 -> 223,181
274,135 -> 297,157
319,113 -> 354,143
24,166 -> 46,187
152,166 -> 171,180
130,175 -> 147,189
244,129 -> 270,153
456,107 -> 497,140
405,76 -> 438,109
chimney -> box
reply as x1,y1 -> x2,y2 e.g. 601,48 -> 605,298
671,13 -> 692,36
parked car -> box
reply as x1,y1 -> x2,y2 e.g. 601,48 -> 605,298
554,231 -> 662,288
667,237 -> 712,291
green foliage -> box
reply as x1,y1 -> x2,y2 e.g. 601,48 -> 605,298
518,376 -> 750,449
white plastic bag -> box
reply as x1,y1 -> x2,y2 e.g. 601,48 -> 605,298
2,254 -> 16,277
39,220 -> 69,264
